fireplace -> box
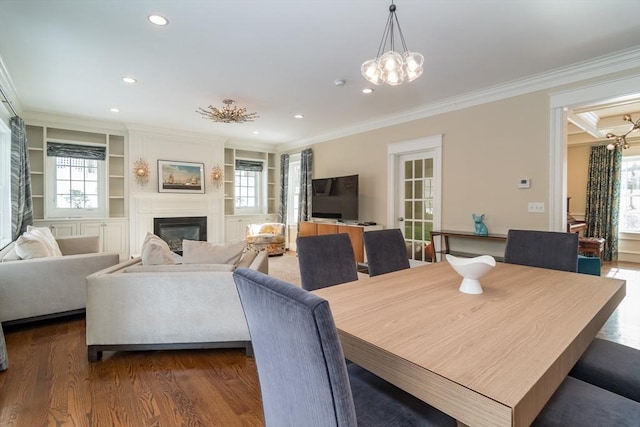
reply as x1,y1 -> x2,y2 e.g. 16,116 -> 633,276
153,216 -> 207,254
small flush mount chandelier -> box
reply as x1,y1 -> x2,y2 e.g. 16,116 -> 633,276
606,114 -> 639,150
197,99 -> 259,123
361,1 -> 424,86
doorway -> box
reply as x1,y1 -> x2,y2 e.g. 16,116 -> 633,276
387,135 -> 442,262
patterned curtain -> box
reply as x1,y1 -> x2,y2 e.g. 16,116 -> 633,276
278,153 -> 289,225
298,148 -> 313,222
10,116 -> 33,240
585,145 -> 622,261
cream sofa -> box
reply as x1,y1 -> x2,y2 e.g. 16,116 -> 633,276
0,235 -> 120,325
85,250 -> 268,362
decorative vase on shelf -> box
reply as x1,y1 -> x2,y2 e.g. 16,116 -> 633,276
446,254 -> 496,294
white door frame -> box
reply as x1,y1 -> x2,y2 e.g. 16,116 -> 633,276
387,135 -> 442,231
549,74 -> 640,231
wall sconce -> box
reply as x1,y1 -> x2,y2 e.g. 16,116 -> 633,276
210,164 -> 224,188
133,158 -> 150,185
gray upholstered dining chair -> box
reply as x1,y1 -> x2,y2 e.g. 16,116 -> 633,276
362,228 -> 410,277
569,338 -> 640,403
503,229 -> 579,272
233,268 -> 640,427
532,375 -> 640,426
504,229 -> 640,416
232,267 -> 456,427
296,233 -> 358,291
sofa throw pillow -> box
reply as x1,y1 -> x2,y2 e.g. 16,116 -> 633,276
141,232 -> 161,254
1,246 -> 21,262
14,233 -> 51,259
26,225 -> 63,256
182,239 -> 246,265
141,236 -> 176,266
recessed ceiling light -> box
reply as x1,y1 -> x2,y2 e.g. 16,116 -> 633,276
110,108 -> 120,113
362,88 -> 374,94
253,131 -> 260,135
294,114 -> 304,119
148,14 -> 168,26
122,77 -> 137,84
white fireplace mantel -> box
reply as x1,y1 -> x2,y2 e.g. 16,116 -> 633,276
129,193 -> 224,255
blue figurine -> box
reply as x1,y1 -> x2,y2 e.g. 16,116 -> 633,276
473,213 -> 488,236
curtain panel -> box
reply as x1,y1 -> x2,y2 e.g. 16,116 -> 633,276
585,145 -> 622,261
10,116 -> 33,240
298,148 -> 313,222
278,154 -> 289,225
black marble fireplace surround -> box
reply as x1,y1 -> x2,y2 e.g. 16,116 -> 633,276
153,216 -> 207,254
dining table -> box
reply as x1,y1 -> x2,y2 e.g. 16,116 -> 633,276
313,261 -> 626,427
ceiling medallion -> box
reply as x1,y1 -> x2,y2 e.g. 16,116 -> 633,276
197,99 -> 259,123
606,114 -> 639,150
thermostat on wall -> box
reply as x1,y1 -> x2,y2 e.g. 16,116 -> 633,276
518,178 -> 531,189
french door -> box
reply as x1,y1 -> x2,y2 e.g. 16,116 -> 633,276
387,136 -> 441,263
398,153 -> 436,261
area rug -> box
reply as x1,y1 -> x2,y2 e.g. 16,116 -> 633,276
267,251 -> 302,286
267,250 -> 368,287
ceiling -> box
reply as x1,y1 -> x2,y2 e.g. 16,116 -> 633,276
0,0 -> 639,146
568,100 -> 640,147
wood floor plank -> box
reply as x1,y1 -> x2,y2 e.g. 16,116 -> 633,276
1,316 -> 263,426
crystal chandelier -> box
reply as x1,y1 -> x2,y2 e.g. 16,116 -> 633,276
606,114 -> 639,150
197,99 -> 259,123
361,1 -> 424,86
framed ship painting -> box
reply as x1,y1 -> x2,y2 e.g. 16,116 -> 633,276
158,160 -> 205,193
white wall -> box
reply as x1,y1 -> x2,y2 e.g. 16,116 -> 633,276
301,92 -> 551,234
127,126 -> 227,254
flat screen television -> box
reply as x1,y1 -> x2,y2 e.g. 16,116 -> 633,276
312,174 -> 358,221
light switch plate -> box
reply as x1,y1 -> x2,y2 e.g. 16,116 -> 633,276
528,202 -> 545,213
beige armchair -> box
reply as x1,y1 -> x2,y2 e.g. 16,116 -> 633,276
245,222 -> 286,256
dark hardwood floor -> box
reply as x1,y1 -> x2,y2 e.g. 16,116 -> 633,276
0,316 -> 263,426
0,260 -> 637,426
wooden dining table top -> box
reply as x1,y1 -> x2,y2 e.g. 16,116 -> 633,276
313,261 -> 626,427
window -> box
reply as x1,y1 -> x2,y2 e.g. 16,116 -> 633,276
234,159 -> 264,214
54,157 -> 100,208
287,154 -> 301,224
620,155 -> 640,233
46,142 -> 107,218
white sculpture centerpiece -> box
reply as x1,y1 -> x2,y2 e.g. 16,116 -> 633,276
446,254 -> 496,294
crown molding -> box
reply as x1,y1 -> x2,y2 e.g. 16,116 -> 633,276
277,47 -> 640,153
23,111 -> 127,135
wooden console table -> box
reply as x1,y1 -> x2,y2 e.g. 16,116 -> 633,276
298,221 -> 382,263
430,230 -> 507,262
